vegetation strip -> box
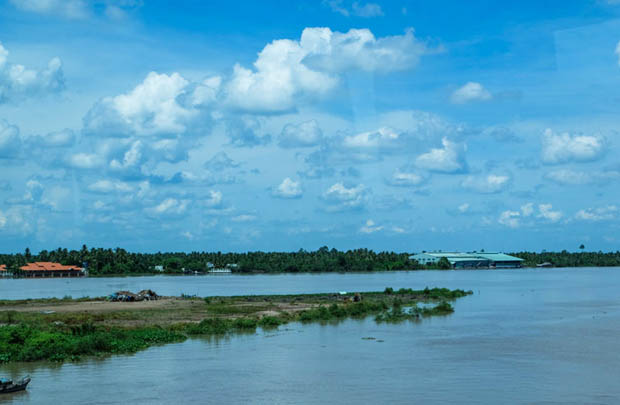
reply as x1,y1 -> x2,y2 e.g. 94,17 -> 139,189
0,287 -> 471,363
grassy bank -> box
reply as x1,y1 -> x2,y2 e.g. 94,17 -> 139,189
0,287 -> 472,364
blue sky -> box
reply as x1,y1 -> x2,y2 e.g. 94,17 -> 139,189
2,0 -> 620,253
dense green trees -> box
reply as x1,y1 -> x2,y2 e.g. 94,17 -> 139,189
510,250 -> 620,267
0,246 -> 421,275
2,247 -> 620,276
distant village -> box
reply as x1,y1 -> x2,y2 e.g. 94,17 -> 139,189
0,261 -> 240,278
0,253 -> 527,278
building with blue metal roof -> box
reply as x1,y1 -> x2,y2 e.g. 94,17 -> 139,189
410,252 -> 523,269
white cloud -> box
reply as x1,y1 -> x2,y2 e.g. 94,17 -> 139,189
231,214 -> 257,222
498,210 -> 521,228
148,198 -> 189,216
343,127 -> 400,149
352,2 -> 384,17
415,137 -> 467,173
521,202 -> 534,217
450,82 -> 492,104
88,180 -> 132,193
538,203 -> 562,222
322,182 -> 367,211
204,151 -> 240,171
0,206 -> 33,235
226,115 -> 270,147
360,219 -> 383,233
0,41 -> 64,104
28,129 -> 75,148
226,27 -> 428,112
325,1 -> 384,17
387,169 -> 426,187
273,177 -> 303,199
461,174 -> 510,193
458,203 -> 470,213
575,206 -> 618,221
84,72 -> 196,137
542,128 -> 605,164
9,0 -> 142,20
544,169 -> 620,185
0,119 -> 21,158
204,190 -> 223,208
68,152 -> 104,169
279,120 -> 323,148
616,40 -> 620,66
10,0 -> 89,18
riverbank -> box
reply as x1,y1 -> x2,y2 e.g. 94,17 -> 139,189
0,287 -> 471,363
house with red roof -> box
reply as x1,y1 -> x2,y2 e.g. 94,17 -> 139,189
19,262 -> 84,278
0,264 -> 10,277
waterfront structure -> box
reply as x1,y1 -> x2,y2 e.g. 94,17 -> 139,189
19,262 -> 84,278
474,252 -> 524,268
410,252 -> 523,269
0,264 -> 11,277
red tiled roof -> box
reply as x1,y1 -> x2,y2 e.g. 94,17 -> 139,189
20,262 -> 82,272
0,264 -> 6,271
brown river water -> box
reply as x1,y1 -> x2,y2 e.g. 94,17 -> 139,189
1,268 -> 619,404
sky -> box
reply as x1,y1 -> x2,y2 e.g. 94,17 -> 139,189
1,0 -> 620,253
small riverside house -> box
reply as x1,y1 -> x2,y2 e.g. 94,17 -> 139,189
20,262 -> 84,278
0,264 -> 11,277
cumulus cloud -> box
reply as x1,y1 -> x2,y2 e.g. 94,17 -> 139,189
278,120 -> 323,148
342,127 -> 401,150
147,198 -> 189,217
450,82 -> 492,104
498,210 -> 521,228
84,72 -> 196,137
544,168 -> 620,185
386,168 -> 426,187
498,202 -> 562,227
322,182 -> 368,212
204,151 -> 240,172
325,1 -> 384,17
273,177 -> 303,199
575,205 -> 618,221
231,214 -> 257,222
521,202 -> 534,217
87,179 -> 132,193
68,152 -> 104,169
415,137 -> 467,173
225,115 -> 270,147
9,0 -> 142,20
351,2 -> 384,17
9,0 -> 89,18
27,129 -> 75,148
538,203 -> 562,222
0,42 -> 64,104
204,190 -> 223,208
0,206 -> 33,235
360,219 -> 383,234
226,27 -> 429,112
461,174 -> 511,193
541,128 -> 605,164
0,119 -> 21,158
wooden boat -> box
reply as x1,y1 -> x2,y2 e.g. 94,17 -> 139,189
0,376 -> 31,394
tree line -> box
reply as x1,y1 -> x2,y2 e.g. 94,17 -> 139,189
2,246 -> 620,276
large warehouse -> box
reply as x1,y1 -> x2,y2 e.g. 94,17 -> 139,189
410,252 -> 524,269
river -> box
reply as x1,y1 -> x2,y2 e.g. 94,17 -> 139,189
1,267 -> 619,404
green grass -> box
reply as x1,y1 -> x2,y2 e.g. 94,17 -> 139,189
0,287 -> 472,364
